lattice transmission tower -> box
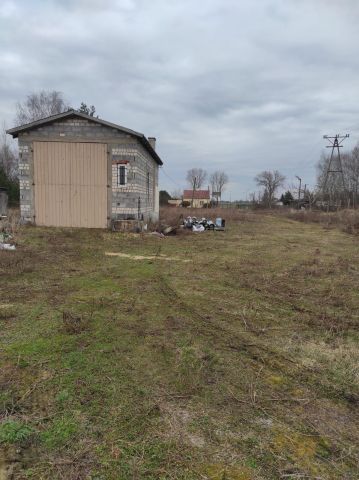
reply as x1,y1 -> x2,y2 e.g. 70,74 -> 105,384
321,134 -> 349,209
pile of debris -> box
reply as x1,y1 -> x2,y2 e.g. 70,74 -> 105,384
151,216 -> 226,238
0,199 -> 16,249
0,231 -> 15,250
182,216 -> 226,232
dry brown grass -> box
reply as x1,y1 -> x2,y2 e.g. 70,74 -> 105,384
161,205 -> 359,237
160,206 -> 255,226
61,311 -> 90,335
0,208 -> 22,242
1,214 -> 359,479
282,208 -> 359,235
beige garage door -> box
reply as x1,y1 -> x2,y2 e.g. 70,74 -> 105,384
34,142 -> 108,228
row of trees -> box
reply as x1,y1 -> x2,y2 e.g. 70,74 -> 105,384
184,169 -> 291,209
3,91 -> 359,211
254,143 -> 359,210
163,169 -> 286,209
181,148 -> 359,210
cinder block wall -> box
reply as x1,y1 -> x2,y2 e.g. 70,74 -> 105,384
110,144 -> 158,221
17,118 -> 159,225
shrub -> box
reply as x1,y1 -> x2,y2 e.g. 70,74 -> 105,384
0,420 -> 33,444
0,166 -> 19,206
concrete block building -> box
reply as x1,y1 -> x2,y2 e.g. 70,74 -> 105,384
7,110 -> 163,228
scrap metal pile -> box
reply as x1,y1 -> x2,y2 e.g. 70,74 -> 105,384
183,216 -> 226,232
153,216 -> 226,238
0,231 -> 15,250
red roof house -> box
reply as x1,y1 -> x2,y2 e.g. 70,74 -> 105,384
183,189 -> 210,207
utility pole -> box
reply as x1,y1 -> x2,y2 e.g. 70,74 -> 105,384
295,175 -> 302,207
322,134 -> 349,209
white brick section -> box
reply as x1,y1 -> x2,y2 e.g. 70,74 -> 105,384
19,180 -> 31,190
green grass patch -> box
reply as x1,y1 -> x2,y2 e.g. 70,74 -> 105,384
0,420 -> 33,444
40,415 -> 79,450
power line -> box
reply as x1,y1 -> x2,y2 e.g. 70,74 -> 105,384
295,136 -> 333,170
160,167 -> 182,190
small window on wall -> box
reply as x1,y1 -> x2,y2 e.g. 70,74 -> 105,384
117,164 -> 127,186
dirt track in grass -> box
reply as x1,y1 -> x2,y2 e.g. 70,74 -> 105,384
0,211 -> 358,479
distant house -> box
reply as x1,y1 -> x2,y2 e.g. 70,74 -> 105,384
183,189 -> 210,208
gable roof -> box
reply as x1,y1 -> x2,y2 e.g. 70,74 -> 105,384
183,189 -> 210,200
6,109 -> 163,166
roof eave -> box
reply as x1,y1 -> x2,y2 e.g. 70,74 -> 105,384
6,110 -> 163,165
6,110 -> 143,137
139,136 -> 163,166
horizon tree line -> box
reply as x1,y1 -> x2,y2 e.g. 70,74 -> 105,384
3,90 -> 359,210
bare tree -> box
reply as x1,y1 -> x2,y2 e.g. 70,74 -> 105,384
0,122 -> 19,203
186,168 -> 207,207
0,122 -> 17,179
254,170 -> 285,208
15,90 -> 70,125
344,146 -> 359,208
248,192 -> 259,206
210,170 -> 228,205
303,188 -> 316,210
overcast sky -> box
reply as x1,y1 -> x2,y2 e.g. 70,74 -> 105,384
1,0 -> 359,199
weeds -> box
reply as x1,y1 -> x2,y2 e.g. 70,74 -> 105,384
0,419 -> 33,444
175,346 -> 205,394
0,215 -> 358,478
61,310 -> 90,334
283,208 -> 359,235
40,416 -> 79,449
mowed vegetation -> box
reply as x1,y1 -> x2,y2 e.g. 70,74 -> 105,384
0,211 -> 358,479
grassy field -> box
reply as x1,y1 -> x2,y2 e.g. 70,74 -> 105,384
0,211 -> 358,479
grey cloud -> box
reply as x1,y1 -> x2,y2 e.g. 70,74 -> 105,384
1,0 -> 359,198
